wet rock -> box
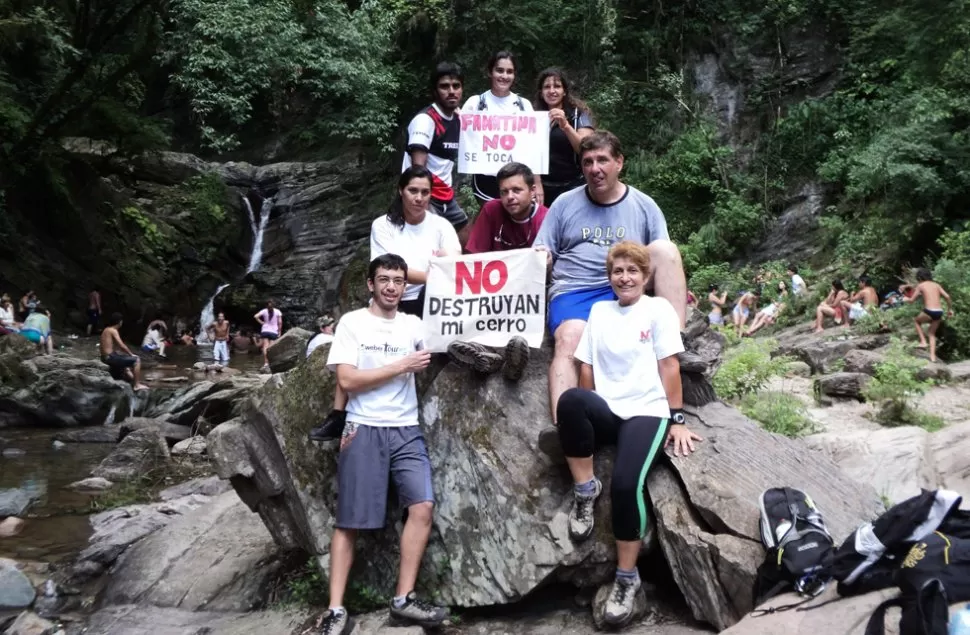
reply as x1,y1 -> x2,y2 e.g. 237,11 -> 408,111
158,476 -> 231,501
118,418 -> 190,444
140,376 -> 268,429
648,402 -> 883,629
91,428 -> 170,481
71,494 -> 212,583
192,362 -> 206,371
0,485 -> 40,517
50,441 -> 66,451
775,328 -> 890,374
0,559 -> 36,609
170,436 -> 206,456
0,517 -> 25,538
813,372 -> 872,401
53,428 -> 119,444
2,449 -> 26,458
3,611 -> 54,635
102,491 -> 279,611
265,327 -> 313,373
65,477 -> 114,493
0,350 -> 132,428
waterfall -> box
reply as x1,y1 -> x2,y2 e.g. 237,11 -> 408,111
196,283 -> 230,343
195,195 -> 272,342
102,404 -> 117,426
246,198 -> 272,273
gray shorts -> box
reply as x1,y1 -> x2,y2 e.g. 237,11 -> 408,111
336,422 -> 434,530
428,197 -> 468,230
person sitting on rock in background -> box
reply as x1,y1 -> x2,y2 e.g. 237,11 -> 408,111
308,315 -> 355,442
707,284 -> 727,326
533,130 -> 688,427
141,319 -> 168,358
548,241 -> 701,629
0,294 -> 21,333
787,264 -> 806,296
463,50 -> 544,207
254,299 -> 283,372
402,61 -> 469,246
732,288 -> 759,337
316,253 -> 448,634
839,275 -> 879,327
87,288 -> 102,336
812,279 -> 849,333
744,282 -> 788,337
18,290 -> 38,322
534,67 -> 595,205
306,314 -> 336,358
21,304 -> 53,354
206,312 -> 231,364
370,166 -> 461,319
101,312 -> 148,391
904,268 -> 954,363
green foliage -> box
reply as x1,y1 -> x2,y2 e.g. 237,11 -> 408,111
282,558 -> 327,607
932,228 -> 970,359
180,174 -> 229,226
863,338 -> 938,428
120,206 -> 166,253
713,339 -> 793,400
740,391 -> 816,437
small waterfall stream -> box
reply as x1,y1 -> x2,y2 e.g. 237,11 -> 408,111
196,195 -> 272,342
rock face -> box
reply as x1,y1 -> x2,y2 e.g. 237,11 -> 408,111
83,605 -> 312,635
647,401 -> 883,630
681,309 -> 725,407
54,427 -> 120,443
266,327 -> 313,372
102,491 -> 279,612
775,328 -> 890,374
91,428 -> 171,481
0,343 -> 132,428
141,375 -> 269,429
118,417 -> 191,444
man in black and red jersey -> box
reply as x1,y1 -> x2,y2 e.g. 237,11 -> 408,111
402,62 -> 469,245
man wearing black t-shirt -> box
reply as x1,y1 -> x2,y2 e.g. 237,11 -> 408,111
402,62 -> 469,245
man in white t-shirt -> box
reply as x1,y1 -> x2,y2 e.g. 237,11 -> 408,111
317,254 -> 448,634
787,264 -> 807,296
305,314 -> 335,359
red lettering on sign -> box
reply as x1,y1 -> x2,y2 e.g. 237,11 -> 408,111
455,260 -> 509,294
483,135 -> 517,152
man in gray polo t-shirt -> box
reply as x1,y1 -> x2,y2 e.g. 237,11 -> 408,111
534,130 -> 688,426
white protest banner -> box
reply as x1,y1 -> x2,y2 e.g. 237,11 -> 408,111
457,111 -> 550,176
422,249 -> 547,352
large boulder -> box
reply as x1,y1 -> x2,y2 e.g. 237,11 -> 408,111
647,401 -> 883,630
0,348 -> 133,428
91,427 -> 171,481
119,417 -> 191,444
141,375 -> 269,429
102,491 -> 279,611
775,328 -> 890,374
843,349 -> 886,375
0,559 -> 36,609
814,372 -> 872,402
210,346 -> 635,608
266,327 -> 313,373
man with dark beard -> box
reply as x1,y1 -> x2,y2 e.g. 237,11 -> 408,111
316,253 -> 448,635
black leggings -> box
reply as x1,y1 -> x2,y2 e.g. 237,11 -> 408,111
556,388 -> 669,541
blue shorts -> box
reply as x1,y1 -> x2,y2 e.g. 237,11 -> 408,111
21,329 -> 44,343
548,285 -> 616,334
142,344 -> 158,352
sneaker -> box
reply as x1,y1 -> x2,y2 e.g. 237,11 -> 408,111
569,477 -> 602,541
502,336 -> 530,381
604,576 -> 641,627
389,591 -> 448,627
317,609 -> 353,635
447,341 -> 503,374
309,409 -> 347,442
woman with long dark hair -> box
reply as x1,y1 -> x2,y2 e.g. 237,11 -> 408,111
463,51 -> 543,206
534,68 -> 595,204
370,166 -> 461,317
813,279 -> 849,332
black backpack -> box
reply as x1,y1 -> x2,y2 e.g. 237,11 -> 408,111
477,92 -> 526,111
864,531 -> 970,635
752,487 -> 835,608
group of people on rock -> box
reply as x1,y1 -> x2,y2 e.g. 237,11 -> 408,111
0,290 -> 54,354
308,56 -> 696,635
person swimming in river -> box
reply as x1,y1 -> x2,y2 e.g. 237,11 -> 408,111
101,313 -> 149,391
904,268 -> 954,362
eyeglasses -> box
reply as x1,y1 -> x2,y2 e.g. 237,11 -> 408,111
375,276 -> 407,287
495,222 -> 534,248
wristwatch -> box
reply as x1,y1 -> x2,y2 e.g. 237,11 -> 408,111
671,411 -> 686,425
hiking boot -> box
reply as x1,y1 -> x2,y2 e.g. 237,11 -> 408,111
309,409 -> 346,442
447,341 -> 504,374
317,609 -> 353,635
389,591 -> 448,627
569,477 -> 602,541
502,336 -> 530,381
604,576 -> 641,627
537,426 -> 564,463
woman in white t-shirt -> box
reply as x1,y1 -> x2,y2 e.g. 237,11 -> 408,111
551,240 -> 702,628
370,166 -> 461,318
462,51 -> 544,206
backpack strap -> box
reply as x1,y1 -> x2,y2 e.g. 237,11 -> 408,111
514,95 -> 525,111
478,93 -> 487,110
863,597 -> 900,635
